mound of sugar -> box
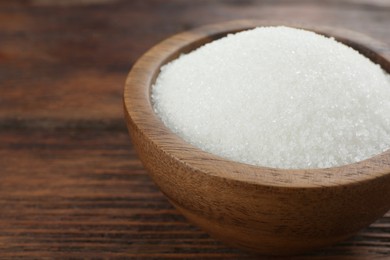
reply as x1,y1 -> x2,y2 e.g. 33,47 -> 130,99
152,26 -> 390,169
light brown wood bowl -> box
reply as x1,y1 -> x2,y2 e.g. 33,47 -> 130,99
124,20 -> 390,255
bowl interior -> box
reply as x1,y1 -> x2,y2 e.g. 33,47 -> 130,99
124,20 -> 390,188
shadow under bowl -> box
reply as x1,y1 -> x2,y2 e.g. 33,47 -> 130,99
123,20 -> 390,255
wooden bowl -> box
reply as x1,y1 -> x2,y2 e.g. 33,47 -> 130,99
123,20 -> 390,255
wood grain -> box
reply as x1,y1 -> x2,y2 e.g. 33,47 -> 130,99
124,20 -> 390,255
1,0 -> 390,258
0,130 -> 389,258
1,0 -> 390,125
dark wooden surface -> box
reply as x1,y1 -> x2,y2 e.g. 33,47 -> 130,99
0,0 -> 389,258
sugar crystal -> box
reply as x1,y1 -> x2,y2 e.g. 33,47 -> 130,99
152,27 -> 390,169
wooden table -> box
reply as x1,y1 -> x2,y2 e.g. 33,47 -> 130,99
1,0 -> 389,258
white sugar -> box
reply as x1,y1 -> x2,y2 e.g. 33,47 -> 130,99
152,26 -> 390,169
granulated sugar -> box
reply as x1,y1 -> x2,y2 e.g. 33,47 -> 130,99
152,26 -> 390,169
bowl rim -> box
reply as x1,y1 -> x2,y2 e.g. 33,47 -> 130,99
124,20 -> 390,188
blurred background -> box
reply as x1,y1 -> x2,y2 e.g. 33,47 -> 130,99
0,0 -> 389,258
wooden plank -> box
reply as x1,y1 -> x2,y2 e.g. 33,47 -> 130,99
0,129 -> 388,258
1,0 -> 389,258
1,0 -> 390,127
